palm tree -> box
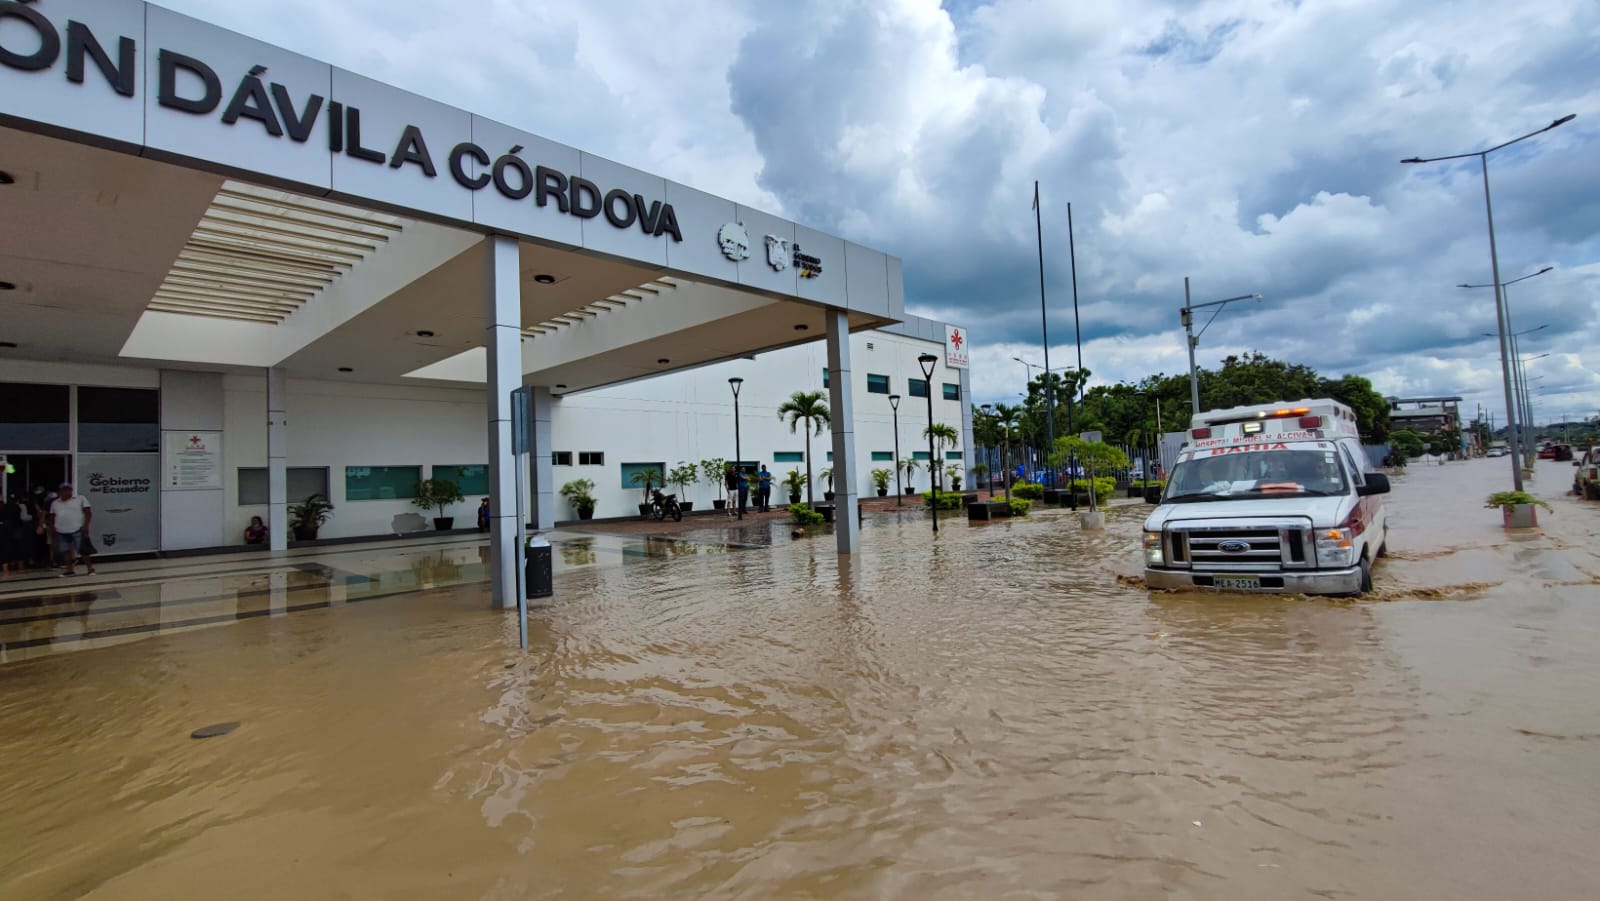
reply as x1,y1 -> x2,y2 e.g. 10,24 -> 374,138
776,390 -> 831,505
923,422 -> 959,491
993,403 -> 1023,501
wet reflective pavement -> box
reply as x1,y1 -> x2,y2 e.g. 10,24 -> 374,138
1,461 -> 1597,899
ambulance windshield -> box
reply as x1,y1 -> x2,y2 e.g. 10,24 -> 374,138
1164,448 -> 1348,502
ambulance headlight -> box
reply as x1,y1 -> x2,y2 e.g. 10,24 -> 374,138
1143,531 -> 1164,566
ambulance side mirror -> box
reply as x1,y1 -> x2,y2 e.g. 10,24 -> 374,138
1357,473 -> 1391,496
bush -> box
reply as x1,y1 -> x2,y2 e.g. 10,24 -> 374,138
923,490 -> 964,510
789,503 -> 825,525
1008,498 -> 1032,516
1485,490 -> 1551,512
1069,477 -> 1116,505
1012,481 -> 1045,500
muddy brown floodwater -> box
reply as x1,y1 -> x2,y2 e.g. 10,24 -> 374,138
2,459 -> 1598,899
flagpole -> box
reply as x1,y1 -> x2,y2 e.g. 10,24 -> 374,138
1033,181 -> 1055,483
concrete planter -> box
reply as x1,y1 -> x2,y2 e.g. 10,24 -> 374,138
966,501 -> 1012,521
1502,503 -> 1539,529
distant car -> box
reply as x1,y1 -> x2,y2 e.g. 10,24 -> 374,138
1539,444 -> 1573,462
1485,446 -> 1508,457
1574,447 -> 1600,501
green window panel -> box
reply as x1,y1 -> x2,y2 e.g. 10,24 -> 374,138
345,465 -> 422,501
912,451 -> 931,461
433,464 -> 488,495
871,451 -> 894,462
943,383 -> 960,401
620,461 -> 666,490
773,452 -> 804,463
866,373 -> 890,394
908,379 -> 929,398
946,451 -> 964,460
822,368 -> 830,388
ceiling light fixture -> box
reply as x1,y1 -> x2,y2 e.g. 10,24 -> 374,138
0,341 -> 16,349
415,329 -> 435,338
794,324 -> 809,331
555,384 -> 567,390
0,281 -> 15,291
338,367 -> 353,373
657,358 -> 670,364
0,171 -> 14,185
533,274 -> 556,285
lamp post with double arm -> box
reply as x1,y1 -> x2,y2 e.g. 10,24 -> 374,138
1405,113 -> 1575,491
1462,265 -> 1553,469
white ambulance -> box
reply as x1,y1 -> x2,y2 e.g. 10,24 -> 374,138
1142,399 -> 1391,596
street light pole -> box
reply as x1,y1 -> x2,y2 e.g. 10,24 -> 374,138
1181,278 -> 1263,417
1462,265 -> 1552,470
729,377 -> 744,520
919,353 -> 940,534
1406,114 -> 1575,491
889,394 -> 903,507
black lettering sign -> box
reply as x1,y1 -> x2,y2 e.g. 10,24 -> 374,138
0,2 -> 59,72
158,49 -> 221,114
221,67 -> 284,137
389,125 -> 436,176
343,105 -> 385,163
66,20 -> 134,96
272,83 -> 323,143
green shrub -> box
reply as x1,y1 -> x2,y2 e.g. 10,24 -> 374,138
1485,491 -> 1551,512
1069,477 -> 1117,505
789,503 -> 825,525
1008,498 -> 1032,516
923,490 -> 964,510
1011,481 -> 1045,500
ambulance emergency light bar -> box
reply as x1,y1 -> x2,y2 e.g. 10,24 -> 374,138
1191,407 -> 1321,440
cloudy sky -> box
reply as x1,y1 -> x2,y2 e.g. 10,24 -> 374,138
165,0 -> 1600,424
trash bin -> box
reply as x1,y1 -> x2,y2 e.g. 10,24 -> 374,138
525,533 -> 552,599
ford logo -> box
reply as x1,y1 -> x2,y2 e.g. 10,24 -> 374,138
1217,540 -> 1251,554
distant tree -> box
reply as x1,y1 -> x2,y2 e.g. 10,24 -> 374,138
1318,373 -> 1391,442
1390,429 -> 1426,460
776,390 -> 831,505
1201,352 -> 1322,411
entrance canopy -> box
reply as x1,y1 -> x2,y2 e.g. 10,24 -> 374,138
0,0 -> 905,391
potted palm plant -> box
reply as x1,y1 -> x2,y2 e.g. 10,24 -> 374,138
819,467 -> 835,501
288,493 -> 334,541
668,462 -> 698,512
413,477 -> 464,530
871,467 -> 892,497
631,466 -> 663,517
1486,490 -> 1550,529
700,457 -> 727,510
783,469 -> 806,505
900,457 -> 921,495
560,478 -> 596,520
945,463 -> 962,492
972,461 -> 990,495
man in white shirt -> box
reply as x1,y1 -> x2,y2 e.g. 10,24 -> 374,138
47,482 -> 93,576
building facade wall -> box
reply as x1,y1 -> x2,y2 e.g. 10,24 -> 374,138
3,326 -> 967,551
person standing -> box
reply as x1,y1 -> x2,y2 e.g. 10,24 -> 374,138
47,482 -> 93,576
736,466 -> 750,517
723,464 -> 740,519
0,493 -> 21,577
756,465 -> 773,513
476,497 -> 491,532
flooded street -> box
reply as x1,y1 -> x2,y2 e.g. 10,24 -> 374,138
2,460 -> 1598,899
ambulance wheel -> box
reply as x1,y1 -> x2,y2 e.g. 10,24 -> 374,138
1358,555 -> 1373,595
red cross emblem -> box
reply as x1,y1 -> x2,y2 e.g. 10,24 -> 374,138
950,330 -> 963,349
189,436 -> 203,448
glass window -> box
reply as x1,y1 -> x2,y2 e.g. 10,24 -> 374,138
432,464 -> 488,494
0,382 -> 69,450
579,451 -> 605,466
871,451 -> 894,462
946,451 -> 963,460
826,452 -> 833,462
909,379 -> 929,398
619,461 -> 666,491
913,451 -> 931,461
553,451 -> 573,466
866,374 -> 890,394
238,467 -> 330,505
822,368 -> 830,388
345,465 -> 421,500
78,386 -> 159,452
773,451 -> 804,463
943,383 -> 960,401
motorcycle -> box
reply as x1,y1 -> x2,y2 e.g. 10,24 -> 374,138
649,488 -> 683,522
